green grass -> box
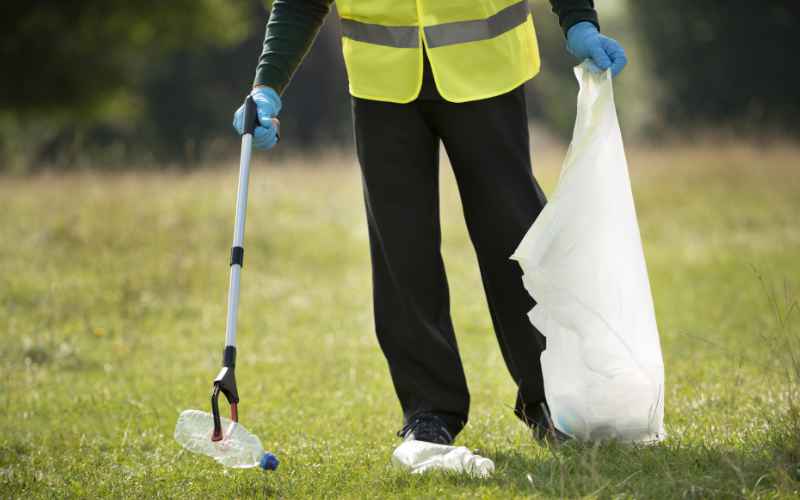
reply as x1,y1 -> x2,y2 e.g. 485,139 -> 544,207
1,145 -> 799,498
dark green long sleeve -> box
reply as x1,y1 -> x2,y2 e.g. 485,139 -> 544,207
253,0 -> 334,93
549,0 -> 598,33
253,0 -> 598,94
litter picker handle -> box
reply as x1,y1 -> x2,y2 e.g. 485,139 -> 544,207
243,95 -> 281,140
242,95 -> 259,136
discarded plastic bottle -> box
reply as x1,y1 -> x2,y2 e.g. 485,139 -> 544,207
174,409 -> 278,470
392,440 -> 495,478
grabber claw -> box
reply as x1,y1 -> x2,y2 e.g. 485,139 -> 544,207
211,346 -> 239,441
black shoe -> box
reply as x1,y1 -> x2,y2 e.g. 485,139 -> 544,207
531,403 -> 572,445
532,421 -> 572,445
397,413 -> 454,445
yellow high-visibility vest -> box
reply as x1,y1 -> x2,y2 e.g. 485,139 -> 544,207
336,0 -> 541,103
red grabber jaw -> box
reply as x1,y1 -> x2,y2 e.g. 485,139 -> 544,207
210,95 -> 256,443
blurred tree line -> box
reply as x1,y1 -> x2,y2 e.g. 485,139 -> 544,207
1,0 -> 797,172
631,1 -> 800,137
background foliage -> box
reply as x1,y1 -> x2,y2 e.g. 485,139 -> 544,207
1,1 -> 798,170
631,1 -> 800,135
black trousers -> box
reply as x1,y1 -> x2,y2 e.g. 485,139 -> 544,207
352,86 -> 549,437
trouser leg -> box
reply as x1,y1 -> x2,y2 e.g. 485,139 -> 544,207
352,97 -> 469,435
428,86 -> 550,425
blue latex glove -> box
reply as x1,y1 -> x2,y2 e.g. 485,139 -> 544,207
232,87 -> 282,150
566,22 -> 628,77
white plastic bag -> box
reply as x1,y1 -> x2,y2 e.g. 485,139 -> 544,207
511,63 -> 665,443
391,440 -> 494,478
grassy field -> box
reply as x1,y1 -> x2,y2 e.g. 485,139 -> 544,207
1,144 -> 799,498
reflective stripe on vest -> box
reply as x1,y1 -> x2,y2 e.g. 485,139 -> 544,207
340,0 -> 530,49
340,19 -> 419,49
425,1 -> 530,48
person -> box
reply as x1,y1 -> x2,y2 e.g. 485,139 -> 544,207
233,0 -> 627,445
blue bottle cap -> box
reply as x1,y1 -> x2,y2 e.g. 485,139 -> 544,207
259,452 -> 279,471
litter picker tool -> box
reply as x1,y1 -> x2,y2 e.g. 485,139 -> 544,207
174,96 -> 279,470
